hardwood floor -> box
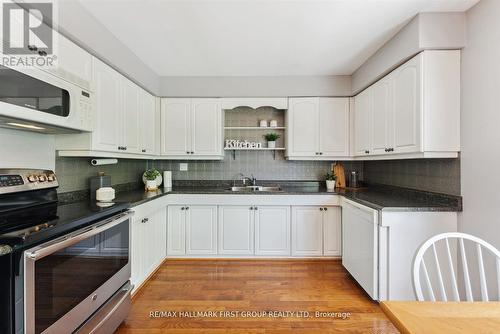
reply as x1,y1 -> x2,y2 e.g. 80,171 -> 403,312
116,259 -> 399,333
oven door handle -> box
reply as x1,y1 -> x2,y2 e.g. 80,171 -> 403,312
25,210 -> 133,261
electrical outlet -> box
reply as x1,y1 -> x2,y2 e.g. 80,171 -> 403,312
179,163 -> 188,171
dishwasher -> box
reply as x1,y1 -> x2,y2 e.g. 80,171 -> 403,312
341,199 -> 379,300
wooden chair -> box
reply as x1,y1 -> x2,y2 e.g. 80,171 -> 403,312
413,232 -> 500,301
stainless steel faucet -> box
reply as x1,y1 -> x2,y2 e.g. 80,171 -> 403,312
233,173 -> 256,186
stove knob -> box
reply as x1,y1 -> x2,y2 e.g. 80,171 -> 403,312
38,175 -> 47,182
47,174 -> 56,182
28,175 -> 37,182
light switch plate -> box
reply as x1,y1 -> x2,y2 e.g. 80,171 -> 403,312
179,163 -> 188,171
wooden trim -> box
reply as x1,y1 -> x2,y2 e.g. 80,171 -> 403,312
131,258 -> 168,300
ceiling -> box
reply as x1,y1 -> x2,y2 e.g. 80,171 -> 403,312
75,0 -> 479,77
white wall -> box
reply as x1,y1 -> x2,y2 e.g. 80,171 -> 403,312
159,75 -> 351,97
0,129 -> 55,170
460,0 -> 500,250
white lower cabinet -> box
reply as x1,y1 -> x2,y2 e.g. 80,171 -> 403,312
218,206 -> 254,255
254,206 -> 291,256
186,206 -> 218,255
131,207 -> 167,289
323,207 -> 342,256
292,207 -> 323,256
167,205 -> 187,255
291,206 -> 341,257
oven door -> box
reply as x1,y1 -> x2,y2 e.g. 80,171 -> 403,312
24,211 -> 132,334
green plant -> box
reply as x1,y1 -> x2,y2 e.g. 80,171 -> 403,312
325,172 -> 337,181
263,133 -> 280,141
144,169 -> 160,181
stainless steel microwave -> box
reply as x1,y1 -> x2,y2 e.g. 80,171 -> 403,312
0,64 -> 93,133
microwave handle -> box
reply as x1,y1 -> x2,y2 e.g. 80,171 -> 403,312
25,210 -> 133,261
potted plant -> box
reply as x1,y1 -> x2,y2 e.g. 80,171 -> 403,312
325,172 -> 337,190
143,169 -> 161,191
263,133 -> 280,148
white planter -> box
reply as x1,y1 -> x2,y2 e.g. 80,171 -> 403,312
267,141 -> 276,148
326,180 -> 336,190
145,180 -> 158,191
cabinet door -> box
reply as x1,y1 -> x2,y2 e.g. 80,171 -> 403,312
152,208 -> 167,265
392,56 -> 422,154
291,207 -> 323,256
131,218 -> 143,287
287,98 -> 320,157
140,91 -> 158,155
167,206 -> 186,255
319,98 -> 350,157
121,79 -> 141,154
191,98 -> 222,156
92,59 -> 121,152
218,206 -> 254,255
354,89 -> 372,156
323,207 -> 342,256
46,33 -> 92,89
161,99 -> 191,156
254,206 -> 290,256
186,206 -> 218,255
371,77 -> 393,155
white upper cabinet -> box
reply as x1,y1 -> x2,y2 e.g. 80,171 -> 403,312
161,98 -> 223,159
287,98 -> 319,157
319,98 -> 350,157
56,58 -> 159,157
371,76 -> 393,155
121,78 -> 141,154
161,99 -> 191,156
287,97 -> 349,159
353,50 -> 460,159
392,56 -> 421,154
92,58 -> 122,152
354,89 -> 372,156
191,99 -> 223,156
140,91 -> 159,155
45,33 -> 93,90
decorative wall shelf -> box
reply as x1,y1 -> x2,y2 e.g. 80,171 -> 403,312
224,147 -> 285,160
224,126 -> 286,130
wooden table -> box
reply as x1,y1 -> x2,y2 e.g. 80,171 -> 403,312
381,301 -> 500,334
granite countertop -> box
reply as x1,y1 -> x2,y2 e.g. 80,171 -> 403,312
111,181 -> 461,212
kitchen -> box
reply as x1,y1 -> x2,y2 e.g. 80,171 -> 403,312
1,0 -> 499,333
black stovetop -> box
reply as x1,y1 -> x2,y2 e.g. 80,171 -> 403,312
0,189 -> 130,251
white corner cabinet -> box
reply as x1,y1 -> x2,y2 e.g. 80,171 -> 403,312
353,50 -> 460,159
161,98 -> 223,159
56,58 -> 160,158
286,97 -> 350,160
131,204 -> 167,292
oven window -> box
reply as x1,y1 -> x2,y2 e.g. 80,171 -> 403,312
0,65 -> 70,117
34,220 -> 129,334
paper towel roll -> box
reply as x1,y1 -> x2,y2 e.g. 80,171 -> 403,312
163,171 -> 172,188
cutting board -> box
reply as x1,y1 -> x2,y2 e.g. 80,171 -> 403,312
333,163 -> 346,188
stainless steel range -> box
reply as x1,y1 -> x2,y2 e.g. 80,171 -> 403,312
0,169 -> 133,334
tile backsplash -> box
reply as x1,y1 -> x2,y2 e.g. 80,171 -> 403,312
363,158 -> 461,195
55,157 -> 147,193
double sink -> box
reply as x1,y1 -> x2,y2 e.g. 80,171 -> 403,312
228,185 -> 283,193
